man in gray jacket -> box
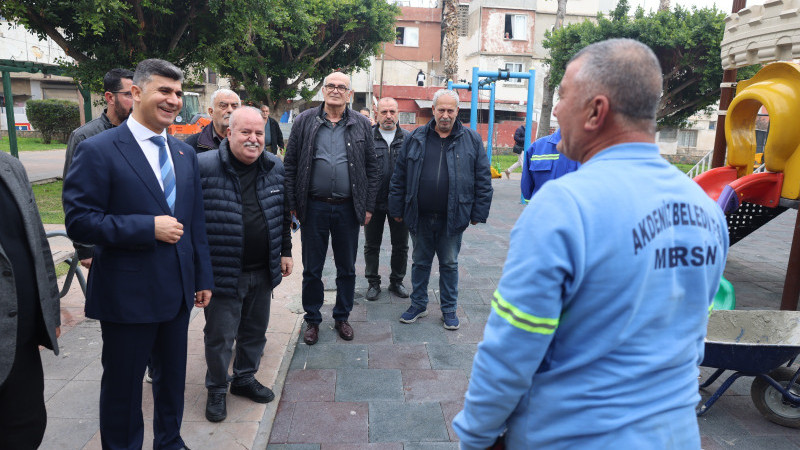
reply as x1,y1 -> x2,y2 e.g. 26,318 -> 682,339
364,97 -> 410,301
0,151 -> 61,448
62,68 -> 134,268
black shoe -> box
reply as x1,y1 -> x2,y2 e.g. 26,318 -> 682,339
304,323 -> 319,345
205,392 -> 227,422
230,378 -> 275,403
388,282 -> 409,298
366,284 -> 381,301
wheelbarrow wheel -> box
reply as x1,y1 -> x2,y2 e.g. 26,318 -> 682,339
750,367 -> 800,428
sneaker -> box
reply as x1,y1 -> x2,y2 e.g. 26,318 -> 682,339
442,311 -> 460,330
205,392 -> 227,422
399,305 -> 428,323
230,379 -> 275,403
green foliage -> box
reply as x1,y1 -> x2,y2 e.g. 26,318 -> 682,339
543,0 -> 759,128
25,100 -> 80,144
211,0 -> 399,115
0,0 -> 226,93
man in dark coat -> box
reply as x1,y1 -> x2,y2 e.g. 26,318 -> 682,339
260,104 -> 285,155
198,107 -> 293,422
284,71 -> 379,345
185,89 -> 241,153
0,151 -> 61,449
364,97 -> 410,301
389,89 -> 493,331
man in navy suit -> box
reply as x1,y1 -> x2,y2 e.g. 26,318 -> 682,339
63,59 -> 214,450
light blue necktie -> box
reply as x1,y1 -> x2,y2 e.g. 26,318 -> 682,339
149,136 -> 176,214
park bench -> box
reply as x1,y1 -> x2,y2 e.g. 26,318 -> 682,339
46,230 -> 86,298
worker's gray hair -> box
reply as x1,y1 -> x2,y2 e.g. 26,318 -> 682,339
228,106 -> 264,130
570,38 -> 662,122
432,89 -> 460,108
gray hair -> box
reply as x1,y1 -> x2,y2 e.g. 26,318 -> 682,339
228,106 -> 264,130
323,72 -> 351,88
432,89 -> 460,107
569,39 -> 662,122
209,89 -> 240,107
132,59 -> 183,87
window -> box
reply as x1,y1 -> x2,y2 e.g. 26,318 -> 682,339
504,14 -> 527,40
659,128 -> 677,141
678,130 -> 698,148
206,70 -> 217,84
395,27 -> 419,47
708,120 -> 716,130
398,112 -> 416,125
504,63 -> 523,85
458,4 -> 469,37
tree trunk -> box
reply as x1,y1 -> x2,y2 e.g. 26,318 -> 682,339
442,0 -> 459,83
659,0 -> 670,11
537,0 -> 568,139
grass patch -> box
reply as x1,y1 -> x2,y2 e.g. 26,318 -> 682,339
55,262 -> 70,278
673,163 -> 693,173
491,154 -> 524,173
32,181 -> 64,224
1,137 -> 67,152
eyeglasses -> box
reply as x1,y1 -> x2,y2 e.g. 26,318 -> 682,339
324,84 -> 350,93
112,91 -> 133,98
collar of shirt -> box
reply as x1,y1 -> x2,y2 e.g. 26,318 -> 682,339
126,115 -> 175,191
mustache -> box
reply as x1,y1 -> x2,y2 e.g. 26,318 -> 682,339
243,142 -> 260,149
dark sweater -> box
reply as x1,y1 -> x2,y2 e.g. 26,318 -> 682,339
418,126 -> 452,215
229,148 -> 269,272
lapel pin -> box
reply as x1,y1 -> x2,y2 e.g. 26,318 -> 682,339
179,151 -> 184,155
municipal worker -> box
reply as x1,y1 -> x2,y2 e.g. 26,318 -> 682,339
520,128 -> 579,201
453,38 -> 729,449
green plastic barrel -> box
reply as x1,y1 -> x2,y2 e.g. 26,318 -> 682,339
712,276 -> 736,311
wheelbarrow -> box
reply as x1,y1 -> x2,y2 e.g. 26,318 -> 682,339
697,310 -> 800,428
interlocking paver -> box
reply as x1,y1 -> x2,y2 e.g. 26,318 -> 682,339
426,344 -> 478,371
368,344 -> 431,370
335,368 -> 404,402
401,369 -> 469,403
282,369 -> 336,402
286,401 -> 368,444
368,401 -> 449,442
391,322 -> 447,344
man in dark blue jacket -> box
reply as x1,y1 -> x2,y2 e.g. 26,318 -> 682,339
198,106 -> 293,423
389,89 -> 493,330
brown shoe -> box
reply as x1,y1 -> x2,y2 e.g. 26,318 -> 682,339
303,323 -> 319,345
334,321 -> 354,341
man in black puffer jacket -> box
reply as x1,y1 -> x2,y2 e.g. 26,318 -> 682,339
284,71 -> 378,346
197,107 -> 293,423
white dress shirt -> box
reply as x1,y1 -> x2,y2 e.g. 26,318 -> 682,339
126,115 -> 175,192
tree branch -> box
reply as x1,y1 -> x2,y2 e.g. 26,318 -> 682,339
313,32 -> 347,64
169,1 -> 204,52
129,0 -> 148,52
657,92 -> 714,119
24,10 -> 89,63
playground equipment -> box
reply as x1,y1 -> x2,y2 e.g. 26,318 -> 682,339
447,67 -> 536,164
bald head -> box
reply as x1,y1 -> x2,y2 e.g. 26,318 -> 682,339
570,38 -> 662,129
376,97 -> 399,131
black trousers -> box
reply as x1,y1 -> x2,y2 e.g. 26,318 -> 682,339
0,340 -> 46,450
363,208 -> 409,286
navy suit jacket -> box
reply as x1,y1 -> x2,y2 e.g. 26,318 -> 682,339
63,121 -> 214,323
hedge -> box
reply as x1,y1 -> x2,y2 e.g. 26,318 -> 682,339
25,99 -> 81,144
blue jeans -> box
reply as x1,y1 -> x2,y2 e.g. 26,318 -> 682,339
301,199 -> 360,324
409,214 -> 463,313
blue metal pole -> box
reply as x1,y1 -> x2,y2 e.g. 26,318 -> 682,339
470,67 -> 479,131
447,80 -> 453,90
525,68 -> 536,147
487,83 -> 496,165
